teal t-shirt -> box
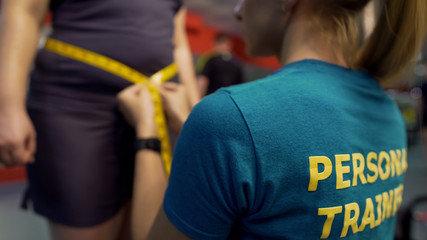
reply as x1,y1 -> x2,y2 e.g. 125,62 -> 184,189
164,59 -> 407,240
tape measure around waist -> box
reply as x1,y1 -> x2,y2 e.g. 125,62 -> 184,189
44,38 -> 176,176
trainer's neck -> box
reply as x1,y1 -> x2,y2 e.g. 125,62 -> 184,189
278,17 -> 349,68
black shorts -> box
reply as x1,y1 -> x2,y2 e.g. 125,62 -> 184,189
25,89 -> 135,227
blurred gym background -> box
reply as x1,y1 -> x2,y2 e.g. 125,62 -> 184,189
0,0 -> 426,239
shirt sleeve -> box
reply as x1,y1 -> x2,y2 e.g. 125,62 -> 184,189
163,90 -> 257,240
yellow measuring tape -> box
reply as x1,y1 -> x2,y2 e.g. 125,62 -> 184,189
45,38 -> 176,176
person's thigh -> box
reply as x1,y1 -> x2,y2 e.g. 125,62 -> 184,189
26,94 -> 135,228
49,202 -> 129,240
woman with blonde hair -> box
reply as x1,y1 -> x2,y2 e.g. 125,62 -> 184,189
118,0 -> 427,239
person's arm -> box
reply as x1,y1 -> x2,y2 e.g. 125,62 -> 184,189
0,0 -> 49,166
159,82 -> 191,134
149,91 -> 255,240
117,85 -> 169,240
132,146 -> 169,240
118,86 -> 251,240
173,8 -> 200,107
118,83 -> 192,239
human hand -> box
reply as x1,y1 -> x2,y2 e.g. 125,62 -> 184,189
159,82 -> 191,134
0,108 -> 36,166
117,84 -> 158,138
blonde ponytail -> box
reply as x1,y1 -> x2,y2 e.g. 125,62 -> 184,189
355,0 -> 427,85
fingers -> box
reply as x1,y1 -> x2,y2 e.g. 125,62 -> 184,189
119,83 -> 171,101
118,84 -> 156,104
22,133 -> 36,164
117,85 -> 144,121
160,82 -> 180,91
10,137 -> 35,165
117,84 -> 157,129
0,148 -> 12,166
138,84 -> 152,100
117,84 -> 143,101
0,112 -> 37,167
1,126 -> 38,166
11,143 -> 24,163
160,83 -> 181,99
0,145 -> 25,167
0,138 -> 21,166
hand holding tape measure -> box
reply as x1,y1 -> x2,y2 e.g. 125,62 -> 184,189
45,38 -> 181,176
117,82 -> 190,143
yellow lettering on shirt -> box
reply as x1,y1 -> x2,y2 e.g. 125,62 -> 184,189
336,154 -> 351,190
352,153 -> 367,187
316,184 -> 406,239
309,156 -> 333,191
378,151 -> 391,181
393,185 -> 404,216
359,198 -> 376,232
401,149 -> 408,173
389,150 -> 402,177
308,149 -> 407,238
366,152 -> 378,183
318,206 -> 343,239
374,194 -> 382,227
341,202 -> 360,238
382,190 -> 394,221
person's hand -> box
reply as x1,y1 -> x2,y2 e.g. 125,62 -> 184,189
117,84 -> 158,138
159,82 -> 191,134
0,108 -> 36,166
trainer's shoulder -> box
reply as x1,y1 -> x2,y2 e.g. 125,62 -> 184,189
185,90 -> 246,135
219,70 -> 304,104
222,73 -> 281,94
